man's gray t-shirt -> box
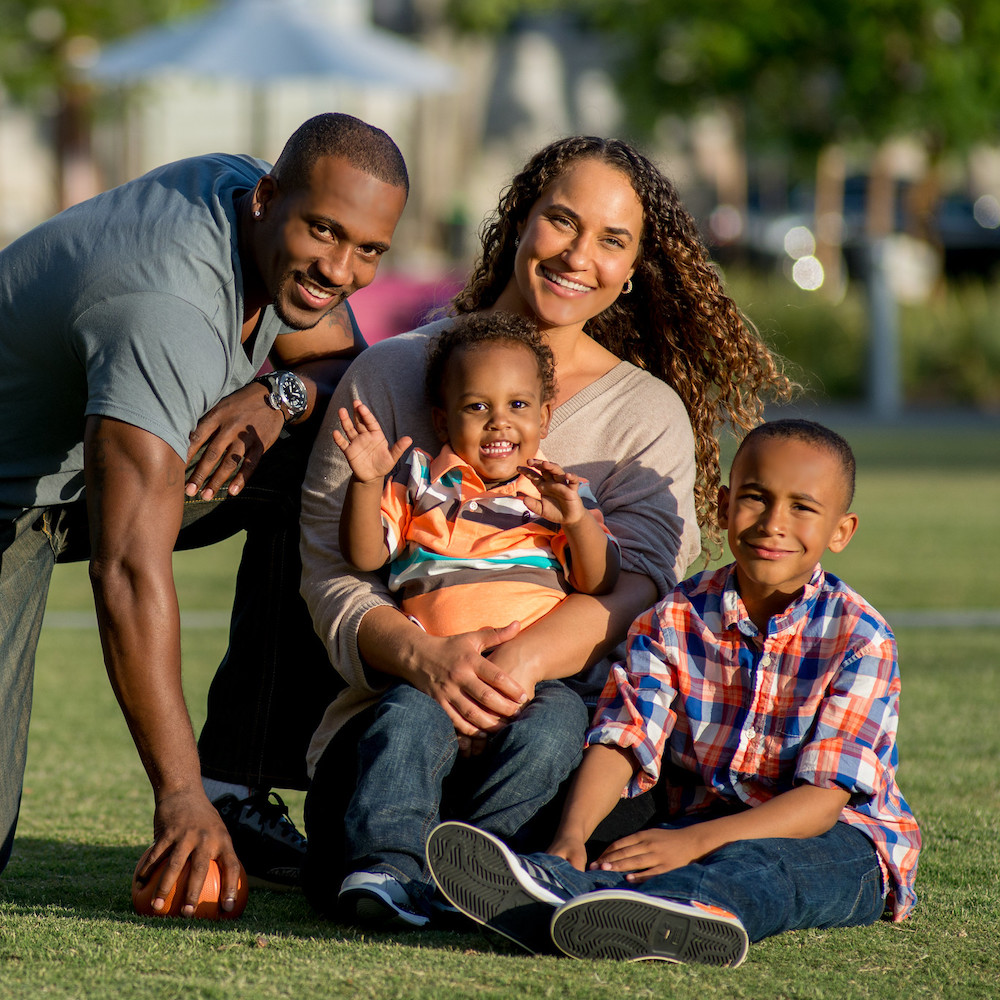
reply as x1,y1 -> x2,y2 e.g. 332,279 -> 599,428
0,153 -> 290,519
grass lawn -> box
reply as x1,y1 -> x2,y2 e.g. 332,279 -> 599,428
2,423 -> 998,999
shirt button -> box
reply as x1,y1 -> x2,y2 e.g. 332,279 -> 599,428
468,501 -> 479,511
760,654 -> 772,667
746,728 -> 757,741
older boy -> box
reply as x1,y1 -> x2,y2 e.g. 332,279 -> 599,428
426,419 -> 921,966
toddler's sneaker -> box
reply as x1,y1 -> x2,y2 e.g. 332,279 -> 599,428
550,890 -> 749,967
338,871 -> 430,929
426,822 -> 567,954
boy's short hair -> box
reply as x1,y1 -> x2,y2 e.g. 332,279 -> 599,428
734,419 -> 856,508
272,112 -> 409,195
425,313 -> 557,408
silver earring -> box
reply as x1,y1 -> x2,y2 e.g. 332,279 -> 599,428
253,209 -> 261,219
514,237 -> 519,247
622,278 -> 633,294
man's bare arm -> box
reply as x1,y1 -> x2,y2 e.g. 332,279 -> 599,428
84,416 -> 241,915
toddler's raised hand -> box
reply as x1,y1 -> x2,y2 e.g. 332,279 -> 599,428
332,399 -> 412,485
517,458 -> 586,525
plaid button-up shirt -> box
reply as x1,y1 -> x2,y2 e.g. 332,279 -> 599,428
587,562 -> 921,920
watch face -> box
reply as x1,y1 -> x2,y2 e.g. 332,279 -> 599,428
278,372 -> 307,414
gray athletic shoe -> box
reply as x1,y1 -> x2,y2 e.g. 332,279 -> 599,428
338,871 -> 431,929
550,890 -> 749,966
426,822 -> 566,954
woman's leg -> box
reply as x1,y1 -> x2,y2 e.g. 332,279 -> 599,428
341,685 -> 459,900
456,680 -> 589,851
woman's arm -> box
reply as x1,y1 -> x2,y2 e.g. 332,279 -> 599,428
487,571 -> 658,696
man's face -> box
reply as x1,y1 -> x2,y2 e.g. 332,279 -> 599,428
253,155 -> 407,330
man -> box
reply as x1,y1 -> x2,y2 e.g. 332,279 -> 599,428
0,113 -> 408,915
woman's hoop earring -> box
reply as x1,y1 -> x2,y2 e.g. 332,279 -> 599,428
622,278 -> 633,294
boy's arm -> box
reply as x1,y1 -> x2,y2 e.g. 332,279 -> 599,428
593,783 -> 851,883
561,512 -> 621,595
339,477 -> 391,571
332,399 -> 411,570
547,744 -> 637,869
518,459 -> 620,594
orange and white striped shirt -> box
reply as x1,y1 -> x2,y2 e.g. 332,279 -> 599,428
380,445 -> 617,636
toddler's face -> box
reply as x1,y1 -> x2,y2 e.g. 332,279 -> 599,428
432,343 -> 552,486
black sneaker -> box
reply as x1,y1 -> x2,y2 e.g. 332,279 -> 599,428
550,891 -> 749,966
426,822 -> 566,954
214,791 -> 306,890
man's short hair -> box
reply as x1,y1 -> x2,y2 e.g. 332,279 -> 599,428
425,313 -> 556,408
271,112 -> 408,194
734,419 -> 857,508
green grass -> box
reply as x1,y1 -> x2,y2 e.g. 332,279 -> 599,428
2,422 -> 999,999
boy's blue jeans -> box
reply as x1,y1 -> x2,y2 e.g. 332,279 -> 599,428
304,681 -> 588,912
519,820 -> 888,943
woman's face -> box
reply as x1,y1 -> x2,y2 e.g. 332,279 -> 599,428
501,157 -> 644,337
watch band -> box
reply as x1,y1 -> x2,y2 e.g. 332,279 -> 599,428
254,370 -> 308,422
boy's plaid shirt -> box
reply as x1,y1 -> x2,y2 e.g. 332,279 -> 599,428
587,562 -> 921,920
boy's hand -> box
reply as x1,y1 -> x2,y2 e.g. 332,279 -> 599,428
517,459 -> 587,525
546,833 -> 588,871
589,826 -> 708,883
332,399 -> 411,485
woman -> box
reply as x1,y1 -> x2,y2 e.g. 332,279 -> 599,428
298,136 -> 791,925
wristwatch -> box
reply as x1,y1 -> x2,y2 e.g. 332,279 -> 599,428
255,370 -> 308,422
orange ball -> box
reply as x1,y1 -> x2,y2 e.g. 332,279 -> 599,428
131,846 -> 249,919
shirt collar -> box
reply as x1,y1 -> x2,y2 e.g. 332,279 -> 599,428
427,443 -> 545,497
721,562 -> 825,638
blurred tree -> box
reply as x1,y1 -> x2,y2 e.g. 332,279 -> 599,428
0,1 -> 208,208
0,1 -> 209,99
446,1 -> 1000,166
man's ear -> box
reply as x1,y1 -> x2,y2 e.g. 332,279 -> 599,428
717,484 -> 731,529
253,174 -> 279,216
431,407 -> 450,444
827,512 -> 859,554
538,400 -> 553,439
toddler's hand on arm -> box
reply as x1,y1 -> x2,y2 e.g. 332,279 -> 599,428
332,399 -> 411,485
518,459 -> 587,524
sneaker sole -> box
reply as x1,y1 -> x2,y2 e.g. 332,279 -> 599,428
550,890 -> 749,967
339,885 -> 430,929
426,822 -> 561,954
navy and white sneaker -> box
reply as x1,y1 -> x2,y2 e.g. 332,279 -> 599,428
426,822 -> 567,954
550,890 -> 749,967
338,871 -> 430,929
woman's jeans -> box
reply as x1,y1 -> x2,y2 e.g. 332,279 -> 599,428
519,820 -> 888,943
304,681 -> 589,914
0,429 -> 335,875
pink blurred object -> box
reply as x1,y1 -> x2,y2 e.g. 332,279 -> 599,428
348,272 -> 464,343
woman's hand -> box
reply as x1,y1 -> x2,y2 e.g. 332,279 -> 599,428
359,609 -> 527,736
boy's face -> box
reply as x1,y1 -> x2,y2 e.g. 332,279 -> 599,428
718,436 -> 858,621
432,342 -> 552,486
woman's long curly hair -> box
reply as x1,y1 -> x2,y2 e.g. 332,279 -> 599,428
452,136 -> 794,552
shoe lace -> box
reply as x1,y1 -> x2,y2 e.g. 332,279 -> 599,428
246,792 -> 306,848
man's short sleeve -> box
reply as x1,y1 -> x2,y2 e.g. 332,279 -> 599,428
77,293 -> 230,459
